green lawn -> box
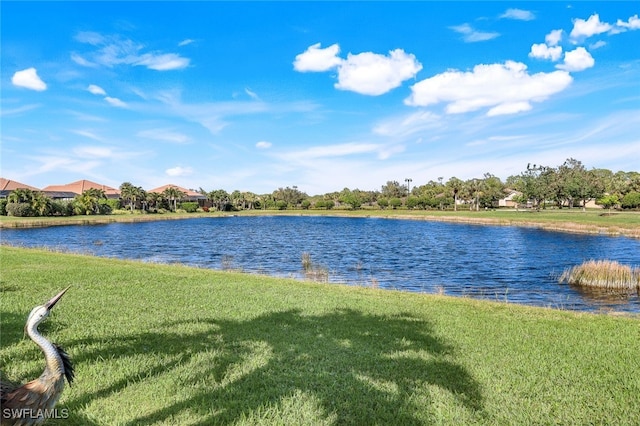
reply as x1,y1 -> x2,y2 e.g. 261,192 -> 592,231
1,246 -> 639,425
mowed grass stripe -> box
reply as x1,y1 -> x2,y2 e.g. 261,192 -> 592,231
1,246 -> 639,425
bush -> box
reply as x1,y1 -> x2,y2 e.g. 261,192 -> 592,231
275,200 -> 288,210
389,198 -> 403,209
105,198 -> 121,211
621,192 -> 640,209
6,202 -> 34,217
0,199 -> 7,216
51,200 -> 74,216
179,202 -> 199,213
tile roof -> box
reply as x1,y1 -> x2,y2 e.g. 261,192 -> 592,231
148,184 -> 205,198
0,177 -> 41,191
42,179 -> 120,196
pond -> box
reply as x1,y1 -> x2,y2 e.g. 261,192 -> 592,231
2,216 -> 639,313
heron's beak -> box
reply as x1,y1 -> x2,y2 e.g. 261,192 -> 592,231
44,286 -> 70,311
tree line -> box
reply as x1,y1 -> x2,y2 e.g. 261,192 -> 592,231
2,158 -> 639,217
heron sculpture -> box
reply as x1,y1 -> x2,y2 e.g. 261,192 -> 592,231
1,287 -> 74,425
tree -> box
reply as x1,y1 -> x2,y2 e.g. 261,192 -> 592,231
381,181 -> 405,199
162,187 -> 186,212
478,173 -> 505,209
596,194 -> 619,212
73,188 -> 107,215
339,188 -> 362,210
556,158 -> 604,210
446,177 -> 464,211
120,182 -> 145,212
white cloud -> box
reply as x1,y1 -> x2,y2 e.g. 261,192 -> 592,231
73,146 -> 113,158
104,96 -> 128,108
334,49 -> 422,96
245,88 -> 260,100
137,128 -> 190,144
256,141 -> 272,149
71,52 -> 97,67
570,14 -> 612,40
449,24 -> 500,42
615,14 -> 640,30
134,53 -> 189,71
500,8 -> 535,21
589,40 -> 607,50
71,130 -> 103,141
178,39 -> 195,47
529,43 -> 563,61
11,68 -> 47,91
87,84 -> 106,96
166,166 -> 193,177
74,31 -> 190,71
405,61 -> 573,116
545,29 -> 563,46
294,44 -> 421,96
556,47 -> 595,72
74,31 -> 105,45
278,142 -> 381,162
293,43 -> 342,72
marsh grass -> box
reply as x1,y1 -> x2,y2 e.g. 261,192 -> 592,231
301,252 -> 329,282
1,247 -> 640,425
559,260 -> 640,291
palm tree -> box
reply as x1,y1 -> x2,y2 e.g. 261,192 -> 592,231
31,192 -> 53,216
446,177 -> 464,211
119,182 -> 139,212
74,188 -> 107,215
162,187 -> 186,212
7,188 -> 36,204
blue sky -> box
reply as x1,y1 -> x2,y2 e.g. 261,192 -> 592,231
2,2 -> 639,195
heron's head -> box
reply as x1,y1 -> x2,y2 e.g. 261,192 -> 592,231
26,287 -> 70,331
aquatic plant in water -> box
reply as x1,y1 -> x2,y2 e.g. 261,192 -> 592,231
559,260 -> 640,291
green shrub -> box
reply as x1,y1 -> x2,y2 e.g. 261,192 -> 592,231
51,200 -> 74,216
0,199 -> 7,216
275,200 -> 288,210
389,198 -> 403,209
6,202 -> 34,217
621,192 -> 640,209
179,202 -> 199,213
105,198 -> 121,211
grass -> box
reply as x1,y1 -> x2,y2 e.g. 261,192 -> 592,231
1,246 -> 640,425
1,208 -> 640,238
559,260 -> 640,291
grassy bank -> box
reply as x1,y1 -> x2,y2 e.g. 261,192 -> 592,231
1,247 -> 639,425
1,208 -> 640,238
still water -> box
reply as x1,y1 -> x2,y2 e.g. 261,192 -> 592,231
2,216 -> 639,313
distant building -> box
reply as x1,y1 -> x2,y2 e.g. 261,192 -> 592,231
0,178 -> 41,198
42,179 -> 120,200
498,190 -> 522,208
148,184 -> 207,203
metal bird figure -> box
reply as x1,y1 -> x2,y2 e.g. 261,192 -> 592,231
1,287 -> 74,425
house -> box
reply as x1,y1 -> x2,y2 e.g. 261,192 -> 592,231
42,179 -> 121,200
0,178 -> 41,198
148,184 -> 207,203
498,190 -> 523,208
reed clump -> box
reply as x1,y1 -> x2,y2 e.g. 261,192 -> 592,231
559,260 -> 640,291
301,252 -> 329,282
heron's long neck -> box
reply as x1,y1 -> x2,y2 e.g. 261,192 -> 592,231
27,322 -> 64,381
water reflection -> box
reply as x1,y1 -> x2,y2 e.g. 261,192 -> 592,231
2,216 -> 639,313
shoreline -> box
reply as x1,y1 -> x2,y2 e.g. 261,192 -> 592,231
1,210 -> 639,239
